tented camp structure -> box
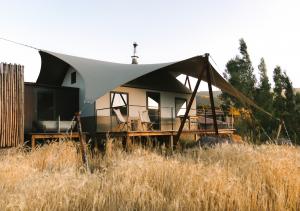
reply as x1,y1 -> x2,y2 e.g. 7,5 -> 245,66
0,35 -> 274,149
0,46 -> 270,148
23,49 -> 267,147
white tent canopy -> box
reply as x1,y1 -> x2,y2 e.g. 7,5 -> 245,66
38,50 -> 175,101
36,50 -> 271,116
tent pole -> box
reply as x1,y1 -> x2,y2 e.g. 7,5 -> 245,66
174,78 -> 201,146
206,53 -> 219,135
275,119 -> 283,141
174,55 -> 207,146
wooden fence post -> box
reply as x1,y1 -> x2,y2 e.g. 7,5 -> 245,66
0,63 -> 24,147
75,112 -> 90,172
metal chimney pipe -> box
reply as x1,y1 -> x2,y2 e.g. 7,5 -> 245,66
131,42 -> 139,64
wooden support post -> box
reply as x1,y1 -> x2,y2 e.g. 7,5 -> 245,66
174,56 -> 206,145
31,136 -> 36,149
126,135 -> 132,151
174,78 -> 201,145
204,109 -> 207,130
206,54 -> 219,135
169,135 -> 174,154
276,120 -> 283,141
231,112 -> 234,129
171,107 -> 174,130
57,115 -> 61,133
75,112 -> 90,172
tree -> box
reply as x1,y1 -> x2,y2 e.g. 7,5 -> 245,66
295,93 -> 300,143
295,93 -> 300,115
254,58 -> 273,140
272,66 -> 295,119
282,72 -> 297,140
273,66 -> 285,118
283,72 -> 295,114
222,39 -> 256,108
272,66 -> 298,142
221,39 -> 257,141
255,58 -> 273,112
221,39 -> 299,144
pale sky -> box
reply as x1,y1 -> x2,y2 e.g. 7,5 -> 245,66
0,0 -> 299,89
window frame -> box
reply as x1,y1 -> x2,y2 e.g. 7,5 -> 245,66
110,91 -> 129,116
71,72 -> 76,84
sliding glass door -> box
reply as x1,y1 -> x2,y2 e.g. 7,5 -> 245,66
146,92 -> 160,130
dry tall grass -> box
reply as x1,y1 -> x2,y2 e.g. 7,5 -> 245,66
0,141 -> 299,210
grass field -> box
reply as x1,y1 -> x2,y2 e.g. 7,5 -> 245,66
0,141 -> 299,210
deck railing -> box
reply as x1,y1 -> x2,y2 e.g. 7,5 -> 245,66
95,105 -> 232,132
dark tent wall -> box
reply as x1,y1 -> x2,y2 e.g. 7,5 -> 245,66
24,83 -> 79,132
123,70 -> 192,94
37,51 -> 70,86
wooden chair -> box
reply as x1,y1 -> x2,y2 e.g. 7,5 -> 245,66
113,108 -> 131,131
139,110 -> 154,131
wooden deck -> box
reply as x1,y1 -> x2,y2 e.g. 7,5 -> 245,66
97,128 -> 235,137
30,132 -> 82,148
28,129 -> 235,149
97,129 -> 235,149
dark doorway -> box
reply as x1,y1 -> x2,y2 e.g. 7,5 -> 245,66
146,92 -> 161,130
37,91 -> 55,120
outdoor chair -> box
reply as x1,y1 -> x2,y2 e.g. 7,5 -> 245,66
113,108 -> 131,131
139,110 -> 154,131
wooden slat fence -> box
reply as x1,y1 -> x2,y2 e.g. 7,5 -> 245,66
0,63 -> 24,147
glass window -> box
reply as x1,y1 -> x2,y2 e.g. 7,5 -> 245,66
110,92 -> 128,116
146,92 -> 161,130
175,98 -> 187,116
71,72 -> 76,84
